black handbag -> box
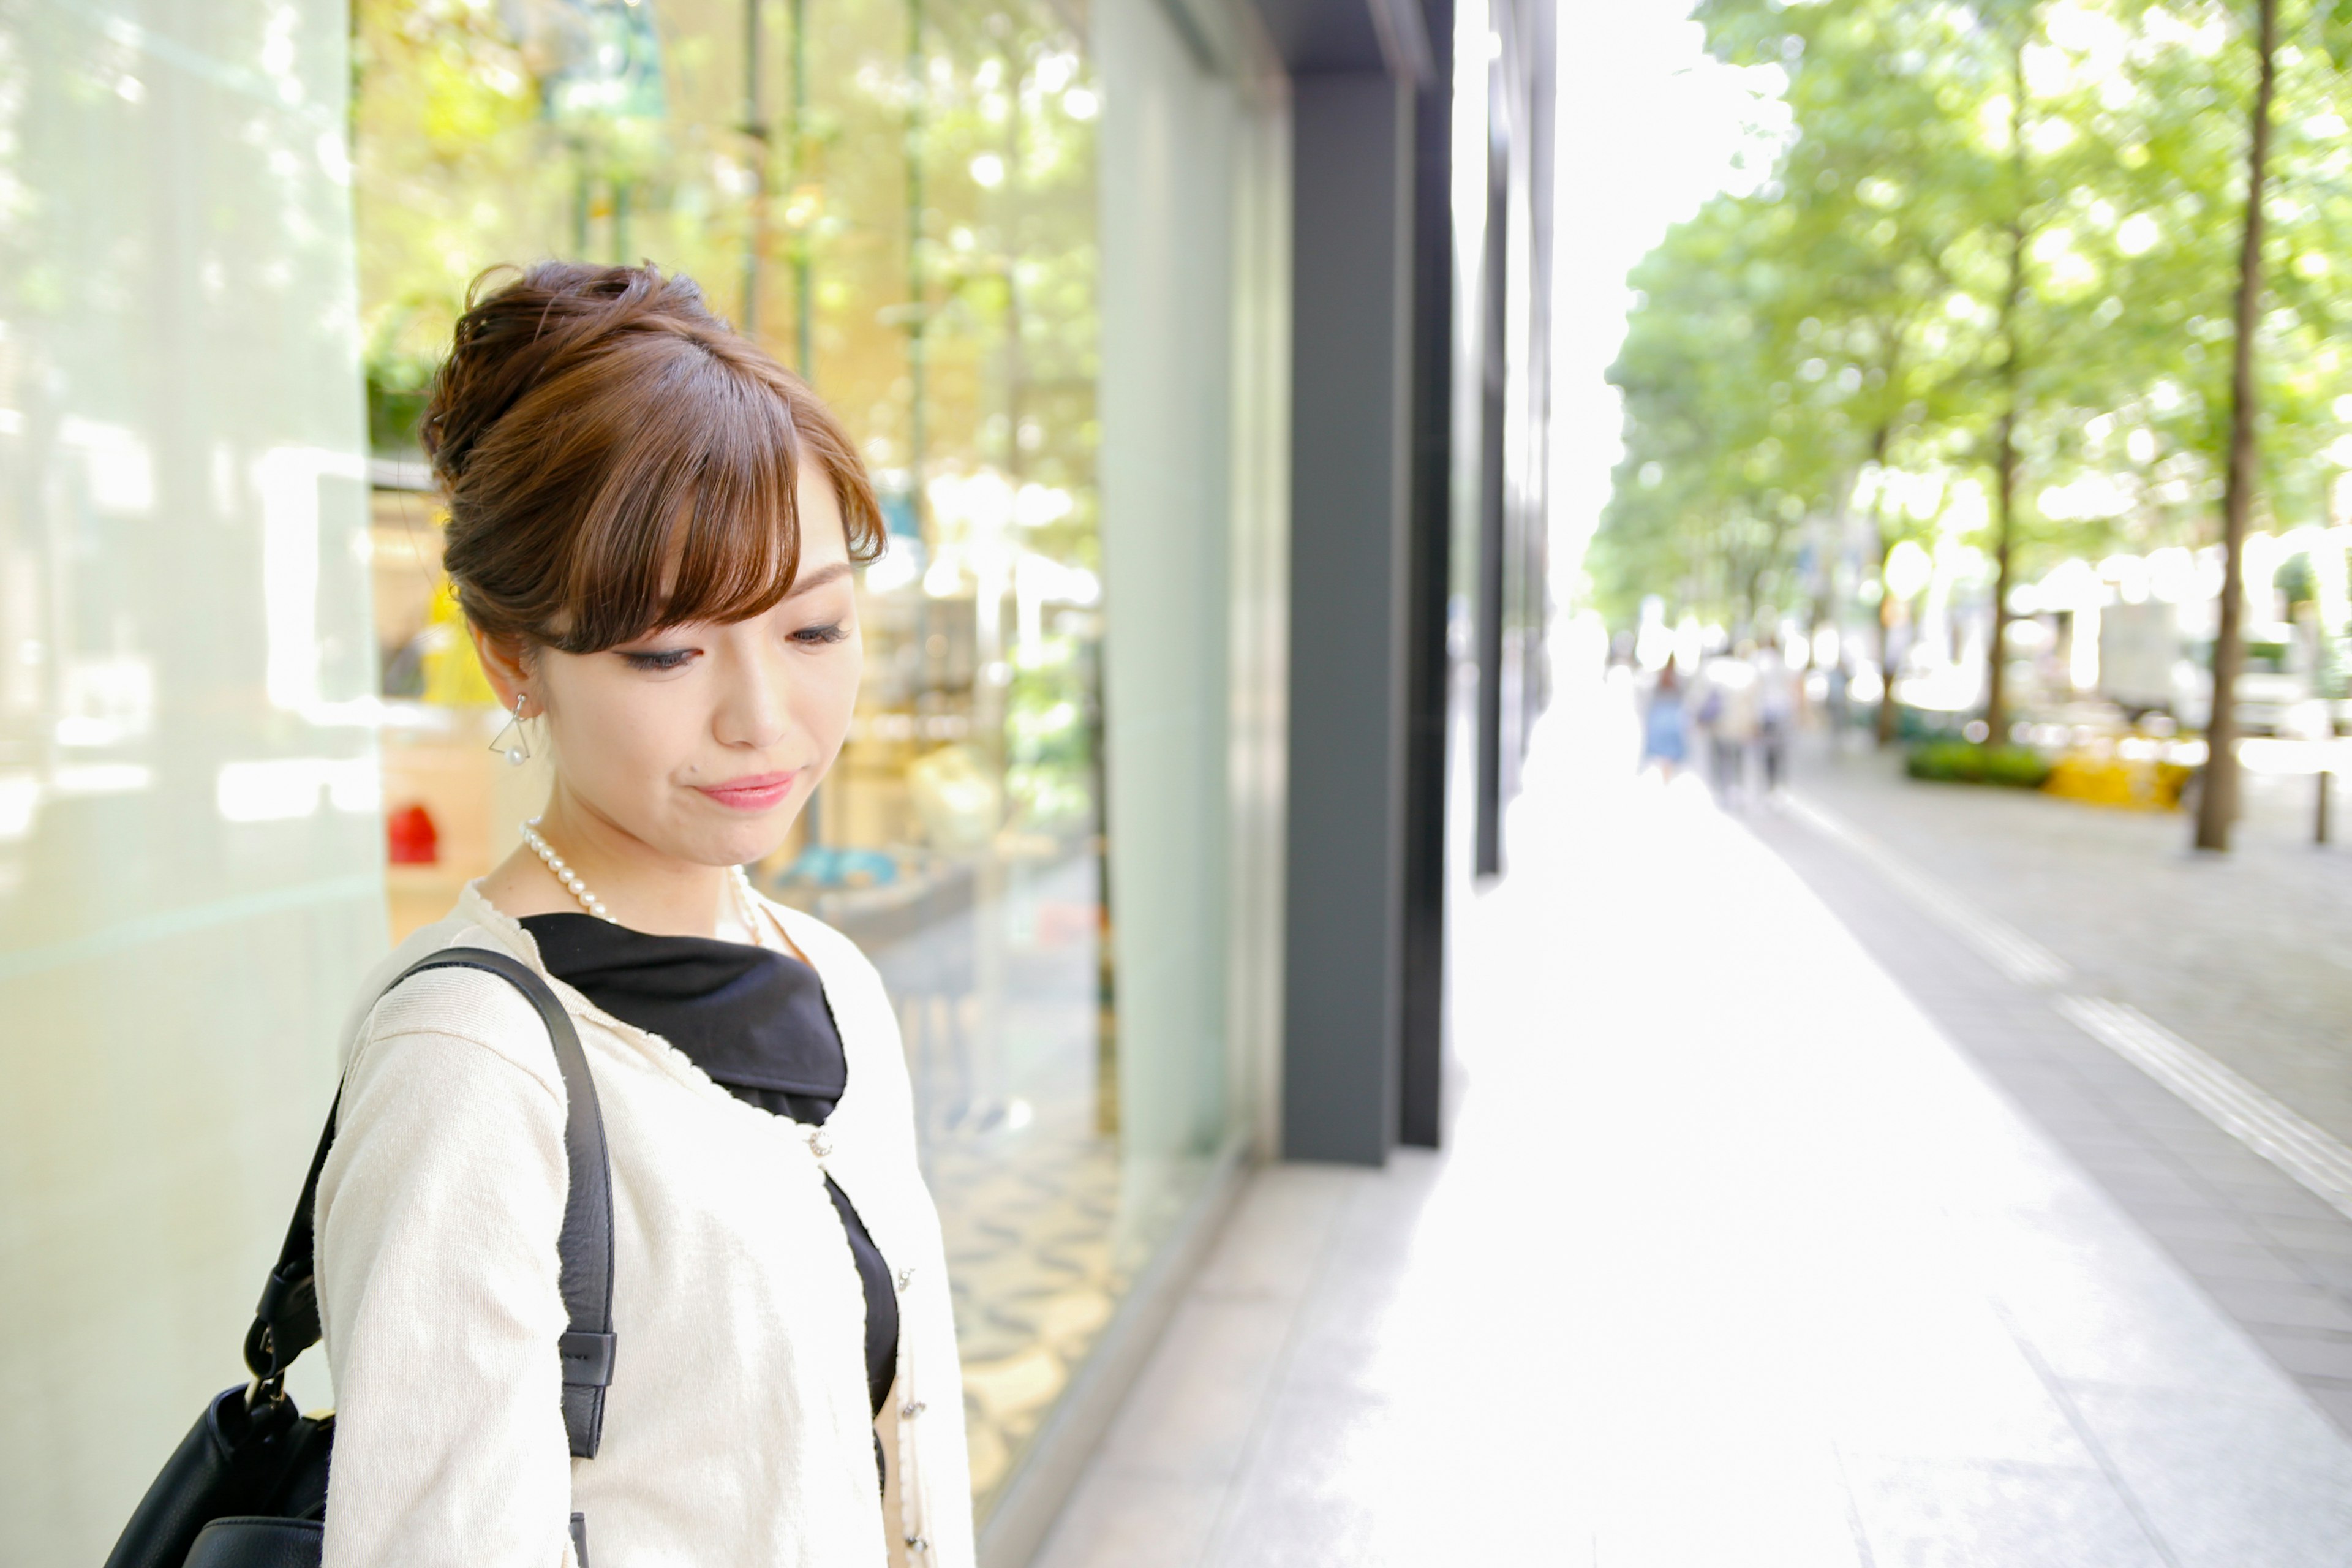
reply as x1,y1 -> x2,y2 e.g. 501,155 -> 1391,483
103,948 -> 617,1568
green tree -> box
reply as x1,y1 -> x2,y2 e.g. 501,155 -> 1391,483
1608,0 -> 2352,812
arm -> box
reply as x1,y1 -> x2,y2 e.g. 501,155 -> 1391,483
314,969 -> 577,1568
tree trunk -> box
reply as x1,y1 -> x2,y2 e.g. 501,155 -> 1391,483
740,0 -> 769,334
1863,428 -> 1901,747
2196,0 -> 2278,853
1985,32 -> 2029,750
1876,581 -> 1900,745
1988,404 -> 2018,745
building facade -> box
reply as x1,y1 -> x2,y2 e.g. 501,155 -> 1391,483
0,0 -> 1550,1560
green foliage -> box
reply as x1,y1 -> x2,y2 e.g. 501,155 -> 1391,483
1005,633 -> 1095,832
2277,549 -> 2318,607
1895,703 -> 1969,742
1597,0 -> 2352,641
1905,739 -> 2056,787
352,0 -> 1104,510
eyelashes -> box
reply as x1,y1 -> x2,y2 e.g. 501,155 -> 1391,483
620,649 -> 695,672
616,624 -> 848,671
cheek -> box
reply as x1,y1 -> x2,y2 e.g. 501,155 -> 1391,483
801,643 -> 864,761
550,674 -> 697,800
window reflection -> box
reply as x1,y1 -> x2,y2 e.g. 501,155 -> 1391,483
354,0 -> 1147,1507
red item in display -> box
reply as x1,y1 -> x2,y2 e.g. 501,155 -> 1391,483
386,802 -> 440,865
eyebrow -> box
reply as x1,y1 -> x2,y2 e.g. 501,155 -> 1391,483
786,562 -> 854,597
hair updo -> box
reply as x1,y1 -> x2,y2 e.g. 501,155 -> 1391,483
421,261 -> 884,655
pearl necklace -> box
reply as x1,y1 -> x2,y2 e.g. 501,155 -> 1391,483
519,818 -> 762,935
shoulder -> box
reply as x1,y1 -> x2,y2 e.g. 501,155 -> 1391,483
760,895 -> 896,1028
342,907 -> 567,1104
760,894 -> 921,1132
762,895 -> 878,983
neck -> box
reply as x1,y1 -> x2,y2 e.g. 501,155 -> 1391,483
532,789 -> 734,939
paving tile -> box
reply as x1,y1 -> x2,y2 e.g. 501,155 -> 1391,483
2068,1145 -> 2192,1183
2069,1385 -> 2352,1567
1201,1382 -> 1528,1568
2084,1166 -> 2215,1212
1030,1474 -> 1224,1568
2252,1329 -> 2352,1382
2198,1280 -> 2352,1333
1812,1308 -> 2100,1470
1990,1251 -> 2293,1398
2299,1380 -> 2352,1434
2035,1117 -> 2160,1155
2157,1237 -> 2316,1289
2256,1214 -> 2352,1259
2024,1112 -> 2143,1148
2132,1109 -> 2263,1153
2109,1200 -> 2267,1248
2206,1180 -> 2348,1227
2092,1090 -> 2223,1134
1095,1296 -> 1298,1482
2169,1147 -> 2303,1190
1198,1468 -> 1376,1568
1841,1456 -> 2167,1568
1186,1167 -> 1357,1305
2283,1250 -> 2352,1297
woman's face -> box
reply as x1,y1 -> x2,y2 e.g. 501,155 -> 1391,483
532,462 -> 862,871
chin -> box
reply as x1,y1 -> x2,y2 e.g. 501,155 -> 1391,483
692,813 -> 798,870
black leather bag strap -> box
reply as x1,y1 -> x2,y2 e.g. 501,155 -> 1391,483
243,947 -> 616,1460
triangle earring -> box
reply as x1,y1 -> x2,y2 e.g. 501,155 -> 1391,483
489,692 -> 532,766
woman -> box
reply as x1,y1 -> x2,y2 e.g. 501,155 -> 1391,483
1641,660 -> 1689,780
314,263 -> 972,1567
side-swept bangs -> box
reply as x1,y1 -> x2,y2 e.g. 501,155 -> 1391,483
428,262 -> 884,657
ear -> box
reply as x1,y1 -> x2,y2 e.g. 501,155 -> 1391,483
468,623 -> 535,715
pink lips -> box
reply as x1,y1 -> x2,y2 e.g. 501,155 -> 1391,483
695,771 -> 798,812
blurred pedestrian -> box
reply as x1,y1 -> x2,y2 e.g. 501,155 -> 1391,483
1755,643 -> 1796,793
1641,662 -> 1689,779
1697,648 -> 1758,802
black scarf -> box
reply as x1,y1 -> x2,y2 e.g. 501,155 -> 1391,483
521,913 -> 897,1422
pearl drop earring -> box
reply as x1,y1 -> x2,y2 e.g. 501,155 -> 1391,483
488,692 -> 532,766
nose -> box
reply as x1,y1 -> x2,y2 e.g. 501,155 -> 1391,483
712,640 -> 791,752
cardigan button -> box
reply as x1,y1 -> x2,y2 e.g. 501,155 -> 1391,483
807,1126 -> 832,1160
901,1400 -> 926,1419
895,1266 -> 916,1293
905,1537 -> 928,1553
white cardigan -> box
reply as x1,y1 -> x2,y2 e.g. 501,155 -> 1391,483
313,883 -> 974,1568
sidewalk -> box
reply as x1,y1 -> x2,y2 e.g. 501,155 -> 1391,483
1030,676 -> 2352,1567
1747,720 -> 2352,1449
1783,729 -> 2352,1152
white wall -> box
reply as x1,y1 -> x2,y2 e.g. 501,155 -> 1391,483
0,4 -> 380,1558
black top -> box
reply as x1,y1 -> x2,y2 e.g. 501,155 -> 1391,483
520,913 -> 899,1420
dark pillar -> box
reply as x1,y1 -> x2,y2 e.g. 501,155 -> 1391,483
1282,72 -> 1416,1165
1398,0 -> 1454,1149
1472,123 -> 1509,880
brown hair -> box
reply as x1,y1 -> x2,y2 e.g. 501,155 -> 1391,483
421,261 -> 883,654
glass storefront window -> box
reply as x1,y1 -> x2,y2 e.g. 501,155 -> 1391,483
352,0 -> 1216,1512
2,4 -> 385,1557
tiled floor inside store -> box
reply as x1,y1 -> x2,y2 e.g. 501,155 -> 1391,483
1031,677 -> 2352,1567
860,848 -> 1215,1508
